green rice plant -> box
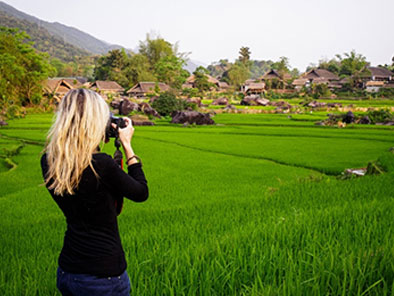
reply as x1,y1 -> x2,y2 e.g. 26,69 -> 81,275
0,112 -> 393,295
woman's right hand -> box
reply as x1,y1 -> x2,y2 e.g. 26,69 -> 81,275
112,117 -> 134,148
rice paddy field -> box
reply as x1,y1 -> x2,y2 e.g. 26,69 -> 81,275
0,110 -> 393,295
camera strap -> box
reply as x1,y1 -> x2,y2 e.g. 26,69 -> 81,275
113,139 -> 123,169
113,130 -> 124,215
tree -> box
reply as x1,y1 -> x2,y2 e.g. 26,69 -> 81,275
239,47 -> 251,65
0,27 -> 53,109
154,55 -> 189,89
318,58 -> 340,75
249,59 -> 273,79
228,62 -> 250,88
139,34 -> 176,69
193,66 -> 211,92
207,59 -> 231,78
337,50 -> 369,77
139,34 -> 189,88
93,35 -> 188,89
271,56 -> 290,74
94,49 -> 130,86
125,54 -> 156,87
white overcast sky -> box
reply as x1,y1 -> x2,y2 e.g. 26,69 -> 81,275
3,0 -> 394,71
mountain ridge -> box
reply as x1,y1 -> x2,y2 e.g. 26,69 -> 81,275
0,1 -> 207,73
0,1 -> 122,55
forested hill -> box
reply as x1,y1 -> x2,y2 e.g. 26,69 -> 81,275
0,1 -> 122,56
0,10 -> 90,62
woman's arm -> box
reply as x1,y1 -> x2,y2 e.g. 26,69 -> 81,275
114,117 -> 138,166
107,117 -> 148,202
104,157 -> 148,202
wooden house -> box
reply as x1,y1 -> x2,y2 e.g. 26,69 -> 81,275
302,69 -> 339,81
261,69 -> 291,81
260,69 -> 291,89
291,78 -> 309,90
43,78 -> 81,102
363,67 -> 393,82
241,79 -> 265,94
89,81 -> 124,96
216,81 -> 230,92
244,82 -> 266,95
183,74 -> 228,91
186,74 -> 219,85
300,68 -> 340,89
127,82 -> 170,98
365,80 -> 385,92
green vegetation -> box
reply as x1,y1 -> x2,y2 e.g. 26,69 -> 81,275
94,35 -> 189,89
192,66 -> 213,92
0,111 -> 393,295
151,92 -> 196,116
0,27 -> 54,117
0,11 -> 89,63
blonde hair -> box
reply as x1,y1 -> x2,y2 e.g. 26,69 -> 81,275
44,88 -> 110,196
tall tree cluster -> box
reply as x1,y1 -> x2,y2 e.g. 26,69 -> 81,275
208,47 -> 299,87
94,35 -> 189,89
0,27 -> 54,112
317,50 -> 369,77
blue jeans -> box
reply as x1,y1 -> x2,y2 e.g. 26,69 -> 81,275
57,266 -> 131,296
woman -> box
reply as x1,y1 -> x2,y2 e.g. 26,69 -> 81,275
41,88 -> 148,295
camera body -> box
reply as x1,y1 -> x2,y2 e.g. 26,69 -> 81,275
105,114 -> 126,140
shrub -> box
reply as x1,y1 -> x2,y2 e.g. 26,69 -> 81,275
152,92 -> 197,116
6,105 -> 23,119
366,109 -> 393,124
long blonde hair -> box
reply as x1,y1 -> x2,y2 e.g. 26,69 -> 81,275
44,88 -> 110,196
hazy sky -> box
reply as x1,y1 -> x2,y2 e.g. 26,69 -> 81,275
3,0 -> 394,71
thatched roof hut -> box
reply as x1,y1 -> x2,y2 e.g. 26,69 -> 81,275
43,78 -> 80,101
291,78 -> 309,90
364,67 -> 393,81
186,74 -> 219,84
89,81 -> 124,95
127,82 -> 170,98
261,69 -> 291,81
302,69 -> 339,81
292,78 -> 308,86
244,82 -> 265,94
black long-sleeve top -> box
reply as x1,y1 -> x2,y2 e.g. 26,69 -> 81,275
40,152 -> 148,277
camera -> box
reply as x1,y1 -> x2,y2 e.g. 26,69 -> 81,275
105,113 -> 127,140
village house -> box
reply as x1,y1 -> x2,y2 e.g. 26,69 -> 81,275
217,81 -> 230,92
241,80 -> 266,94
89,81 -> 124,96
260,69 -> 292,89
291,78 -> 309,91
302,68 -> 339,81
43,78 -> 82,102
298,68 -> 340,89
127,82 -> 170,98
365,81 -> 385,92
183,74 -> 229,92
361,67 -> 393,92
363,66 -> 393,82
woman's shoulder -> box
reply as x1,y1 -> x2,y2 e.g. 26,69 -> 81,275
92,152 -> 119,168
92,153 -> 121,177
93,152 -> 114,163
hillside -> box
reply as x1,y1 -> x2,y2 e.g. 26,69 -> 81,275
0,10 -> 90,62
0,1 -> 122,55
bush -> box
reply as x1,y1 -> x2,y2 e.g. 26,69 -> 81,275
152,92 -> 197,116
377,88 -> 394,98
366,109 -> 394,124
6,105 -> 23,119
